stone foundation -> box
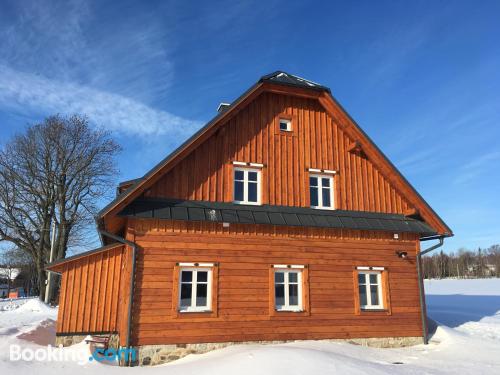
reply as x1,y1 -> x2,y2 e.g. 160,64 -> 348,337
55,334 -> 120,349
136,336 -> 423,366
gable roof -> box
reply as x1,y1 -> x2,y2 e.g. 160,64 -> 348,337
260,71 -> 331,92
97,71 -> 452,237
46,243 -> 124,273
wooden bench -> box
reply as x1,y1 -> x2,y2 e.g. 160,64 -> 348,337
85,335 -> 110,350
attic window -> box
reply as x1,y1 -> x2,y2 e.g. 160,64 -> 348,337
279,119 -> 292,132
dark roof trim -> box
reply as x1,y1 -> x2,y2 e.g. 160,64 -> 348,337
259,71 -> 331,93
45,243 -> 124,272
119,198 -> 437,237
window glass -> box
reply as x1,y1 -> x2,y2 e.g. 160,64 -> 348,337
359,285 -> 367,306
235,170 -> 244,180
197,271 -> 208,283
181,270 -> 192,282
196,284 -> 207,306
234,180 -> 244,202
275,284 -> 285,306
275,272 -> 284,283
289,284 -> 299,306
180,284 -> 192,307
322,187 -> 331,207
310,186 -> 319,207
248,182 -> 258,202
248,171 -> 258,181
370,285 -> 379,306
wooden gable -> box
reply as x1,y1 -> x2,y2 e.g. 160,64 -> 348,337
145,91 -> 413,216
100,75 -> 451,236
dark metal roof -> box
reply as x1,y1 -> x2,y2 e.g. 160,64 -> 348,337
46,243 -> 124,272
259,71 -> 331,93
119,198 -> 437,237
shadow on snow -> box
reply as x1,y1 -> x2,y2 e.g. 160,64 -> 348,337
426,294 -> 500,328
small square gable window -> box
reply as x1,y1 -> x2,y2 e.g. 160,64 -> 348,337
279,119 -> 292,132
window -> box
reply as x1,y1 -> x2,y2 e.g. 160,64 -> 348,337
357,271 -> 384,310
274,269 -> 303,311
179,267 -> 212,312
309,174 -> 334,209
279,118 -> 292,132
234,167 -> 261,205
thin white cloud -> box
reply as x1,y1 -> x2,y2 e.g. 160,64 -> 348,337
0,64 -> 201,137
0,0 -> 197,138
454,151 -> 500,185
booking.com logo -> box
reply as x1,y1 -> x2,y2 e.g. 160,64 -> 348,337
90,347 -> 137,363
10,344 -> 137,365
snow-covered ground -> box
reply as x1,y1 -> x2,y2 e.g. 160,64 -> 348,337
1,279 -> 500,374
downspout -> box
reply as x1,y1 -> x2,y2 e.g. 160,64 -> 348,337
417,235 -> 444,344
99,230 -> 137,366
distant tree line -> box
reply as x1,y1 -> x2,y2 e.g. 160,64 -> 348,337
422,244 -> 500,279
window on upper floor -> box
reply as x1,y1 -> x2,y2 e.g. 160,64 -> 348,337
279,118 -> 292,132
234,167 -> 261,205
309,174 -> 334,209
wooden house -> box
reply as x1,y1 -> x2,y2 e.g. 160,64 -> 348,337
47,71 -> 452,366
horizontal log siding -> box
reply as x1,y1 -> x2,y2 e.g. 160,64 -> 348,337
56,245 -> 126,335
146,92 -> 412,214
130,218 -> 423,346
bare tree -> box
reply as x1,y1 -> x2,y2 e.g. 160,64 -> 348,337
0,115 -> 121,300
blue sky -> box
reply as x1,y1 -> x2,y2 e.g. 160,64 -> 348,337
0,0 -> 499,252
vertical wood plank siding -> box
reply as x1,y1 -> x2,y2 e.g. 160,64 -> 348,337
130,218 -> 423,346
56,245 -> 126,334
146,92 -> 412,214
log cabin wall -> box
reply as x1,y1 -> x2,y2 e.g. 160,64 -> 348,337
145,92 -> 413,214
130,218 -> 423,346
55,245 -> 127,335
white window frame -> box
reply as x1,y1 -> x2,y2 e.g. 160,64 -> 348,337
358,271 -> 384,310
233,167 -> 261,205
279,118 -> 292,132
274,269 -> 303,312
309,174 -> 334,209
178,267 -> 213,312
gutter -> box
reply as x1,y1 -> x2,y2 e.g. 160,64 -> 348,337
99,230 -> 137,366
416,236 -> 445,344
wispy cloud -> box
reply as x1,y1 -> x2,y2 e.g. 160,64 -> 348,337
454,151 -> 500,185
0,64 -> 201,137
0,0 -> 203,137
